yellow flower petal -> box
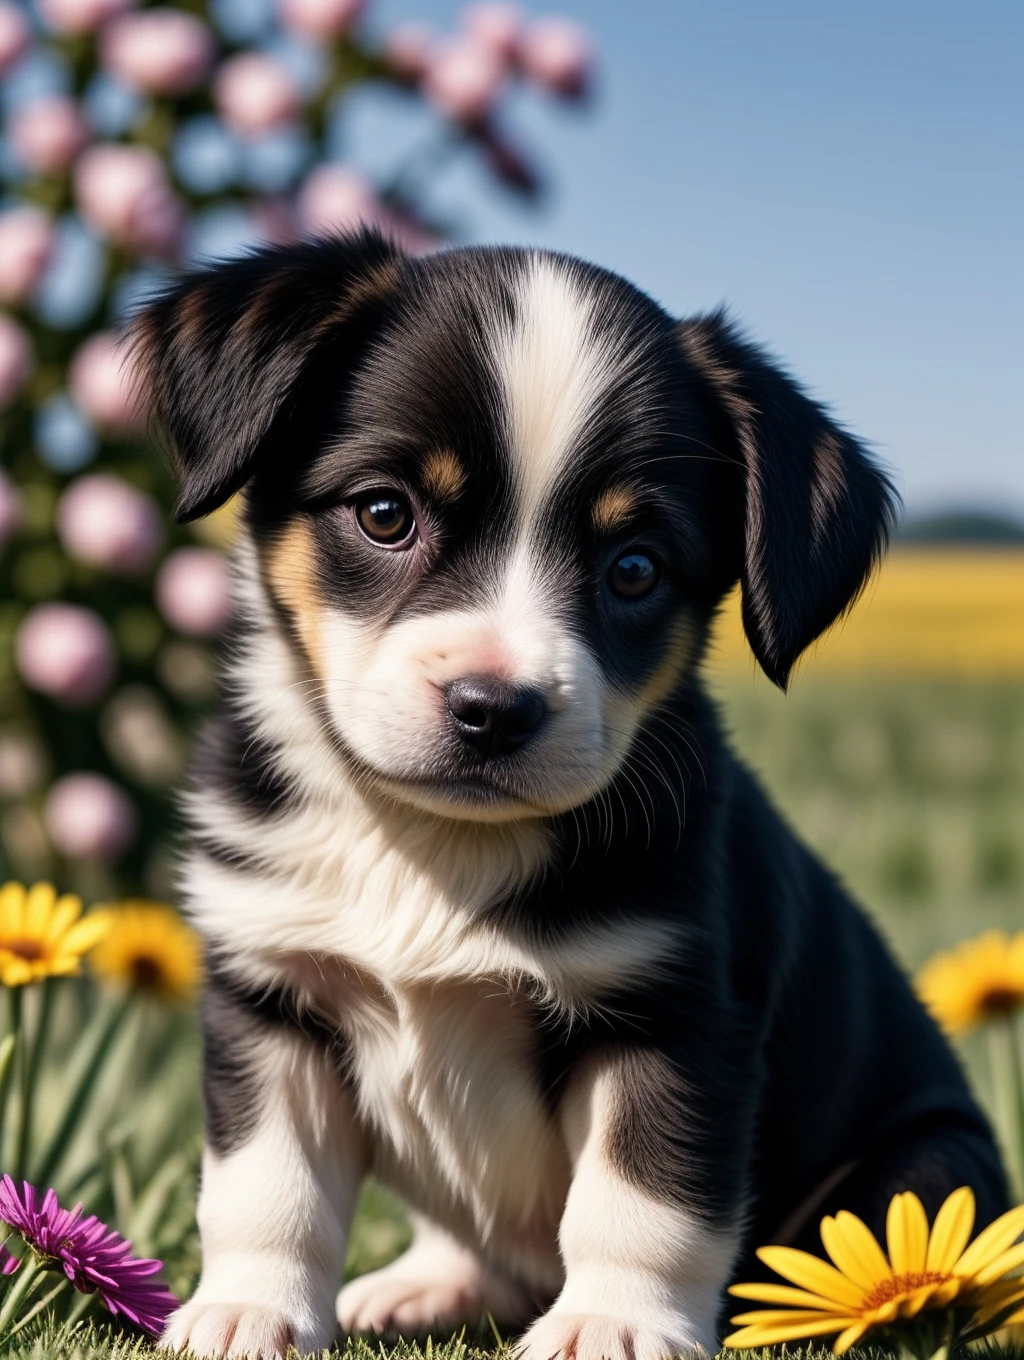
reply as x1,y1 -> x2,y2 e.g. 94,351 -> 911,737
955,1204 -> 1024,1277
0,882 -> 24,934
887,1191 -> 929,1275
725,1315 -> 855,1350
87,901 -> 200,1001
898,1282 -> 951,1320
42,894 -> 82,945
37,956 -> 81,978
929,1279 -> 964,1309
728,1281 -> 847,1311
756,1245 -> 866,1309
833,1321 -> 871,1355
969,1239 -> 1024,1287
821,1211 -> 891,1291
970,1280 -> 1024,1328
23,882 -> 55,936
0,954 -> 32,987
60,911 -> 113,955
729,1309 -> 850,1326
926,1187 -> 975,1273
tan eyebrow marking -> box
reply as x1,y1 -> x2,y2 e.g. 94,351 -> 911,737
422,450 -> 466,500
591,485 -> 638,534
263,518 -> 324,678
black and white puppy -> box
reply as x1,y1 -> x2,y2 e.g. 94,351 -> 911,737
135,233 -> 1007,1360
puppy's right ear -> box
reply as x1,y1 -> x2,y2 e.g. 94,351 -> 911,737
131,231 -> 402,523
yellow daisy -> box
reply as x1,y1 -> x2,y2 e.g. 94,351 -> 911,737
916,929 -> 1024,1034
88,901 -> 200,1001
725,1187 -> 1024,1354
0,881 -> 112,987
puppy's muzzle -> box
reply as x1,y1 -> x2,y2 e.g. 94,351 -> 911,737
445,676 -> 548,758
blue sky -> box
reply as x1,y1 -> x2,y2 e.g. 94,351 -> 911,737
357,0 -> 1023,518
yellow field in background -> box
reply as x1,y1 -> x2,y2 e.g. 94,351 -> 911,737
708,549 -> 1024,679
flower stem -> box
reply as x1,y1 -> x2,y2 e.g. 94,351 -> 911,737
0,1255 -> 43,1338
987,1018 -> 1024,1199
32,992 -> 134,1190
0,1033 -> 17,1174
2,1276 -> 68,1342
14,980 -> 54,1183
1,989 -> 22,1172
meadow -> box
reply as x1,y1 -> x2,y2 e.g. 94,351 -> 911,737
4,546 -> 1024,1358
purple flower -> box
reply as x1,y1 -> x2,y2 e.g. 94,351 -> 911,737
0,1176 -> 176,1336
0,1245 -> 20,1276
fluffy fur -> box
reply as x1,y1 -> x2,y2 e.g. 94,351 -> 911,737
134,233 -> 1007,1359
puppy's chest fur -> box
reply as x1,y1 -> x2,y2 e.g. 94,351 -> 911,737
296,952 -> 570,1285
192,791 -> 600,1285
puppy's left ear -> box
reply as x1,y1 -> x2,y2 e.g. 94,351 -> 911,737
679,310 -> 900,689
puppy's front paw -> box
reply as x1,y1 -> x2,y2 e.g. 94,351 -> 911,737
162,1302 -> 296,1358
516,1310 -> 712,1360
338,1258 -> 533,1335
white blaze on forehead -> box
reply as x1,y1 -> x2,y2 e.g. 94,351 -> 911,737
492,254 -> 625,535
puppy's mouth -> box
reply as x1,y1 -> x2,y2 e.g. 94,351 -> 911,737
376,767 -> 556,819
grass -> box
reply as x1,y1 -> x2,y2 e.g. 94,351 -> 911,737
6,671 -> 1024,1360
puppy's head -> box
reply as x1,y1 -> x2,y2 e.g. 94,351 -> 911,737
135,233 -> 897,822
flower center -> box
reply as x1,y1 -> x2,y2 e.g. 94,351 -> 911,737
979,986 -> 1023,1016
862,1271 -> 949,1311
3,937 -> 45,961
130,955 -> 165,989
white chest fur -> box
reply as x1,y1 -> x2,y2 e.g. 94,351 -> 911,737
303,957 -> 570,1287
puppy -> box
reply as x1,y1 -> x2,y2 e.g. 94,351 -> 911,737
134,233 -> 1007,1360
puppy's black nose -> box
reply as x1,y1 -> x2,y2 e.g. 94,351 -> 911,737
445,677 -> 547,756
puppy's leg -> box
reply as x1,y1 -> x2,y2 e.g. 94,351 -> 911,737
785,1118 -> 1010,1259
518,1051 -> 742,1360
338,1216 -> 537,1336
164,977 -> 363,1358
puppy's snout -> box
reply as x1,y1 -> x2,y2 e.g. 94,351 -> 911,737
445,676 -> 547,757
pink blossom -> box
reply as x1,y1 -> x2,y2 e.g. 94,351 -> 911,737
423,35 -> 506,124
16,604 -> 116,707
518,15 -> 592,97
37,0 -> 134,35
215,52 -> 301,137
251,196 -> 299,245
277,0 -> 363,42
9,96 -> 88,176
45,774 -> 137,859
0,469 -> 22,546
58,474 -> 163,574
0,314 -> 32,410
0,3 -> 31,75
156,548 -> 231,637
101,8 -> 215,96
74,144 -> 183,257
461,3 -> 523,60
68,331 -> 147,433
383,22 -> 437,80
297,163 -> 383,236
0,208 -> 55,306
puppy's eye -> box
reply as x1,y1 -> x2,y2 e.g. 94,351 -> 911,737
356,492 -> 416,547
608,552 -> 659,600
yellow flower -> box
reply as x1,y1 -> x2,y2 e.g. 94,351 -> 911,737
0,881 -> 112,987
916,929 -> 1024,1034
88,901 -> 200,1001
725,1188 -> 1024,1354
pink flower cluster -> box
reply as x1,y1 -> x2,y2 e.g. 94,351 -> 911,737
0,1176 -> 176,1336
389,3 -> 593,125
75,144 -> 184,258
